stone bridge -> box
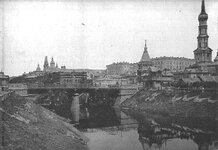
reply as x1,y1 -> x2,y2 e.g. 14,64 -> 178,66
27,85 -> 138,106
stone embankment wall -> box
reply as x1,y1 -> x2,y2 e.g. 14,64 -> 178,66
0,92 -> 88,150
121,89 -> 218,118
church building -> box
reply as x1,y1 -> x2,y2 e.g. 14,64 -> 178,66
137,40 -> 153,84
193,0 -> 213,64
175,0 -> 218,81
43,56 -> 60,72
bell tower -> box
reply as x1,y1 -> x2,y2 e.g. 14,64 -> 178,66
194,0 -> 212,64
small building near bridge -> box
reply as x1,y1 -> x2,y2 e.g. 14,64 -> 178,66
0,71 -> 9,92
8,83 -> 28,96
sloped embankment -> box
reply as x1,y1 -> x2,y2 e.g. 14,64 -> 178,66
121,89 -> 218,118
0,93 -> 88,150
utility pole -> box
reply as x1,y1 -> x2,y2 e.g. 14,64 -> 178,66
0,95 -> 5,147
0,1 -> 5,147
0,97 -> 2,147
0,0 -> 4,72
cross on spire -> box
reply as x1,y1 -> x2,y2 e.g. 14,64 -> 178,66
144,40 -> 147,48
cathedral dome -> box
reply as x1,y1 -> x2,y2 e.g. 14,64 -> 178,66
50,57 -> 55,65
198,12 -> 208,21
198,0 -> 208,21
50,57 -> 55,68
36,64 -> 41,71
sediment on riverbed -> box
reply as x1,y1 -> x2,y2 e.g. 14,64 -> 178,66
0,92 -> 88,150
121,89 -> 218,118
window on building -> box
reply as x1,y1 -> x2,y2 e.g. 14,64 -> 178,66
201,28 -> 205,34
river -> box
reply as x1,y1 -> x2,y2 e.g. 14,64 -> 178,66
38,92 -> 218,150
68,106 -> 218,150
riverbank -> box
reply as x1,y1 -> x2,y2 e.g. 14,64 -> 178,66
121,89 -> 218,118
0,92 -> 88,150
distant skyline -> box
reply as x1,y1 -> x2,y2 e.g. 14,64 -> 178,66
1,0 -> 218,76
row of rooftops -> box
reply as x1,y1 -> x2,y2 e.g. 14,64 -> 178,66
179,75 -> 218,84
107,56 -> 195,67
151,57 -> 195,61
107,62 -> 137,66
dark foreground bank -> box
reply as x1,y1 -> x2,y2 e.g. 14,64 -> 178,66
0,92 -> 88,150
121,89 -> 218,118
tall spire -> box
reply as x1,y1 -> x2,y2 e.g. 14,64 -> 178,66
144,40 -> 147,51
140,40 -> 150,62
201,0 -> 205,13
43,56 -> 49,70
198,0 -> 208,21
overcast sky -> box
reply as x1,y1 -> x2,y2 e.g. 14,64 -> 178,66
1,0 -> 218,76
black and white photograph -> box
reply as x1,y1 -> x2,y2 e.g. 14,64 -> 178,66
1,0 -> 218,149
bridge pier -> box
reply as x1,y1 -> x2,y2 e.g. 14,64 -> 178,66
71,94 -> 80,123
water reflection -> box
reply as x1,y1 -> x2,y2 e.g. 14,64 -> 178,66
74,107 -> 218,150
74,106 -> 121,129
124,110 -> 218,150
41,98 -> 218,150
